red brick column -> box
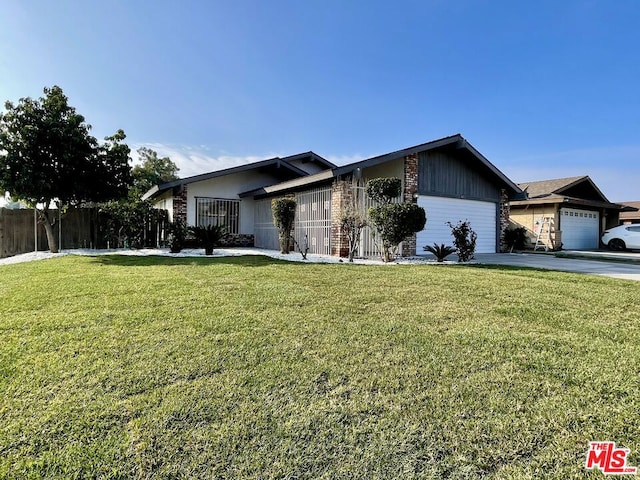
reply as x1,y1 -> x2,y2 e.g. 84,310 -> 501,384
498,189 -> 510,252
330,181 -> 351,257
173,186 -> 187,225
401,154 -> 419,256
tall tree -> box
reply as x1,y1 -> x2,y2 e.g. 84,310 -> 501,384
131,147 -> 179,199
0,86 -> 131,252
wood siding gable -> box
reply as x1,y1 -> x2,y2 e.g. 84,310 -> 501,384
418,150 -> 501,202
560,181 -> 608,203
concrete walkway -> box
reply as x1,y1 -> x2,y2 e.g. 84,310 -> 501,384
474,253 -> 640,281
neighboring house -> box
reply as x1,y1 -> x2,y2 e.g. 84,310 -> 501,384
619,202 -> 640,224
510,176 -> 634,250
144,134 -> 522,257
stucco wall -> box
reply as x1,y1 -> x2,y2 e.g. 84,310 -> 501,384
510,205 -> 559,249
362,157 -> 404,185
185,171 -> 281,234
153,191 -> 174,222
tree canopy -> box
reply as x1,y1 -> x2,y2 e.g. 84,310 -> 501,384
0,85 -> 132,252
130,147 -> 179,199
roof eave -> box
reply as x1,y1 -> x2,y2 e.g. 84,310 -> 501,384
333,134 -> 463,177
240,169 -> 336,198
511,196 -> 628,210
145,156 -> 311,200
141,185 -> 160,201
282,151 -> 337,169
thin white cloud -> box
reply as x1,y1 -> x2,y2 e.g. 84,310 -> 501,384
131,143 -> 275,178
132,144 -> 372,177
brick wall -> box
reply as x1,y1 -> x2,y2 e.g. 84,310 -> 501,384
498,189 -> 510,252
330,180 -> 351,257
173,186 -> 187,225
219,233 -> 254,247
401,154 -> 419,256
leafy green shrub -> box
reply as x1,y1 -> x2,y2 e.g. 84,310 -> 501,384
100,199 -> 164,249
504,226 -> 529,252
189,224 -> 227,255
369,203 -> 426,262
447,220 -> 477,262
272,197 -> 296,254
365,178 -> 402,204
167,219 -> 188,253
423,243 -> 456,262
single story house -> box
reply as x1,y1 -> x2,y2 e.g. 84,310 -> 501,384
510,176 -> 634,250
143,134 -> 523,257
619,202 -> 640,224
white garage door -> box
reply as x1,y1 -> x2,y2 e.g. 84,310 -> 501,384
416,196 -> 497,254
559,208 -> 600,250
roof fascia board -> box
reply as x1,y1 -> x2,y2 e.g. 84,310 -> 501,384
143,156 -> 310,200
141,185 -> 160,201
239,169 -> 336,198
511,196 -> 627,210
281,151 -> 337,169
333,135 -> 463,177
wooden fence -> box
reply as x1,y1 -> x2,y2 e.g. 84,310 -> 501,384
0,207 -> 168,258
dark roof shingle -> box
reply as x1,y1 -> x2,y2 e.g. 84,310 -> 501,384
517,176 -> 586,198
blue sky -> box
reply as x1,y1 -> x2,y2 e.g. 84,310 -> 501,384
1,0 -> 639,201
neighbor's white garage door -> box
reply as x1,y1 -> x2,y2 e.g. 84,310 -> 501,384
416,196 -> 497,254
559,208 -> 600,250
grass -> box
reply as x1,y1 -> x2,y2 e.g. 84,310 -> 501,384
1,255 -> 639,479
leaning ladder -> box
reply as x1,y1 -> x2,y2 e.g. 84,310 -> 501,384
534,217 -> 554,251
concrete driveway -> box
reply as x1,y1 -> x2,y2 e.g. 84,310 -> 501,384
473,253 -> 640,281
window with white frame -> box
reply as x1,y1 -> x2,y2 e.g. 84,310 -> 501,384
195,197 -> 239,234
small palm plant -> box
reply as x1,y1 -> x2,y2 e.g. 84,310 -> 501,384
189,224 -> 227,255
423,243 -> 456,262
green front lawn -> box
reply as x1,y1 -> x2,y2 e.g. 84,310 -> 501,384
1,255 -> 638,479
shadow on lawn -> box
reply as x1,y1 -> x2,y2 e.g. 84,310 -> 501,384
86,254 -> 294,268
85,255 -> 576,276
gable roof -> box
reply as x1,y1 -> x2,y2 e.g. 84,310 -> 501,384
334,134 -> 518,193
241,134 -> 522,198
518,176 -> 610,201
620,201 -> 640,220
513,175 -> 629,210
280,151 -> 336,170
142,156 -> 315,200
